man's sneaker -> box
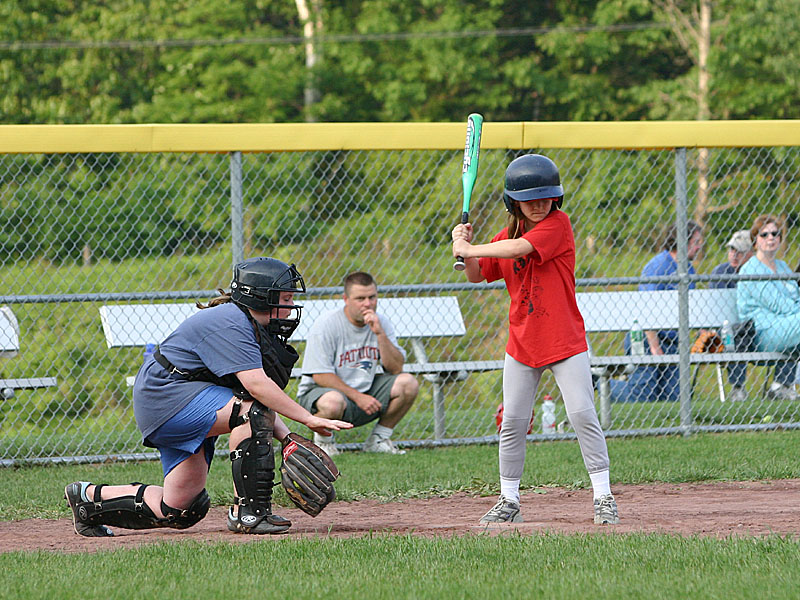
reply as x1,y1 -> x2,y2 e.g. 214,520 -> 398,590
314,433 -> 339,456
767,382 -> 799,401
363,435 -> 406,454
728,386 -> 748,403
317,441 -> 340,456
64,482 -> 114,537
479,495 -> 522,524
227,507 -> 291,535
594,493 -> 619,525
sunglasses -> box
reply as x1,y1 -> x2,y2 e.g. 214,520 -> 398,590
759,231 -> 781,238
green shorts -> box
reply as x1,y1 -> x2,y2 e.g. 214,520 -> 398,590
297,373 -> 398,427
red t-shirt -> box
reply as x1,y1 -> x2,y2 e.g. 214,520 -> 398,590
479,210 -> 587,368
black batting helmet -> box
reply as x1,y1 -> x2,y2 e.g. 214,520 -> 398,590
231,257 -> 305,337
503,154 -> 564,212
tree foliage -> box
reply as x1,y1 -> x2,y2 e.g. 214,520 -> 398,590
2,0 -> 798,124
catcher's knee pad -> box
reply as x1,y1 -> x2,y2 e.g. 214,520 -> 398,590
230,402 -> 278,528
159,489 -> 211,529
73,483 -> 209,531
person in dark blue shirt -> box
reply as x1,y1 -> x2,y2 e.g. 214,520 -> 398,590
610,221 -> 704,403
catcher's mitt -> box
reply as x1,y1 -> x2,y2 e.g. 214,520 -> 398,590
280,432 -> 340,517
691,329 -> 723,354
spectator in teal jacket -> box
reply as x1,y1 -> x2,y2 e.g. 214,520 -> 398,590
737,214 -> 800,401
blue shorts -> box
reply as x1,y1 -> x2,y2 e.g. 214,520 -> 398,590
147,385 -> 233,477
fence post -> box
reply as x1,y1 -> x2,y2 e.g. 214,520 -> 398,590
230,151 -> 244,267
410,338 -> 446,439
675,146 -> 693,436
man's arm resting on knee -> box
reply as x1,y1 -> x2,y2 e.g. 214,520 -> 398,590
311,372 -> 381,415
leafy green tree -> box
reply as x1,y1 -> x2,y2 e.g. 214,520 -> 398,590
711,0 -> 800,119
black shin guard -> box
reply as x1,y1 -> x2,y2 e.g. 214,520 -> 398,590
229,403 -> 290,533
70,483 -> 209,531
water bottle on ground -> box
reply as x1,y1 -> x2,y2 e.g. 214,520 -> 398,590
541,395 -> 556,436
630,319 -> 645,356
721,320 -> 735,352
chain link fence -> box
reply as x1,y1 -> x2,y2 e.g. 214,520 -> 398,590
1,123 -> 799,464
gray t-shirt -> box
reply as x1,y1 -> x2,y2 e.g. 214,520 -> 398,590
133,302 -> 263,445
297,308 -> 406,396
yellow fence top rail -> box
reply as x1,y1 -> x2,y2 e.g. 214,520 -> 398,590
1,120 -> 799,153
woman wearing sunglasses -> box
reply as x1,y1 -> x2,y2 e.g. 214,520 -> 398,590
737,214 -> 800,401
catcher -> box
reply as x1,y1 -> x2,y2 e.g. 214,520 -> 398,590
65,257 -> 350,537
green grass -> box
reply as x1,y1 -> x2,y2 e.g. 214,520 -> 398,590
2,535 -> 800,600
3,431 -> 800,599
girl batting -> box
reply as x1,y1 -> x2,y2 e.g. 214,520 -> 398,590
451,154 -> 618,525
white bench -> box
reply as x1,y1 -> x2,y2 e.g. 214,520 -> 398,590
0,306 -> 58,399
99,297 -> 470,438
579,288 -> 791,428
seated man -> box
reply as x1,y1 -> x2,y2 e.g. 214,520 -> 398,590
610,221 -> 704,402
297,271 -> 419,455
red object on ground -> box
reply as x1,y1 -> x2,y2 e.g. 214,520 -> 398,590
495,403 -> 535,434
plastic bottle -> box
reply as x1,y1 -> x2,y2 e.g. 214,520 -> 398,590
143,343 -> 156,362
720,320 -> 735,352
630,319 -> 645,356
541,395 -> 556,436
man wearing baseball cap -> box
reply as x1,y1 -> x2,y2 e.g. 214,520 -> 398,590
710,229 -> 753,402
712,230 -> 753,283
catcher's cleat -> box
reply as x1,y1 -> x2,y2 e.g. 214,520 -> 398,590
479,495 -> 522,524
593,493 -> 620,525
226,507 -> 291,535
64,482 -> 114,537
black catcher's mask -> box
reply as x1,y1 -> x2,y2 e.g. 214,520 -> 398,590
231,257 -> 305,337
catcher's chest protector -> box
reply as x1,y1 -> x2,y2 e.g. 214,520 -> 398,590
155,315 -> 298,393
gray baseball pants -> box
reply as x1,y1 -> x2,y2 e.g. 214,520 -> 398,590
499,351 -> 610,479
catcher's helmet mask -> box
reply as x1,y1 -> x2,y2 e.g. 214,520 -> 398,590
503,154 -> 564,213
231,257 -> 305,337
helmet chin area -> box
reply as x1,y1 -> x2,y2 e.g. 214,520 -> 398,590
267,305 -> 303,338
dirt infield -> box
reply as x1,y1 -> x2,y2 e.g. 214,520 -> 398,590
3,479 -> 800,553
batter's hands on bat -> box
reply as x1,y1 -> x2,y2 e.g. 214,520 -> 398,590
452,223 -> 473,259
452,223 -> 473,243
353,391 -> 382,415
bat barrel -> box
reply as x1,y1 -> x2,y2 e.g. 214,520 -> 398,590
453,113 -> 482,272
